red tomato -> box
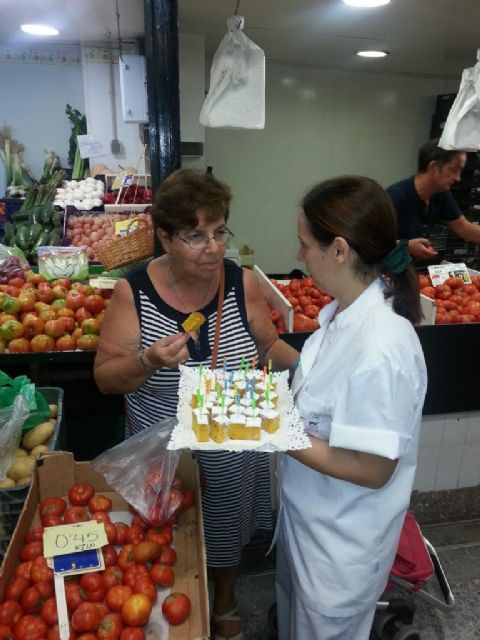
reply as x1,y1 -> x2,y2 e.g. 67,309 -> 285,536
150,563 -> 175,587
130,515 -> 149,532
65,290 -> 86,311
0,601 -> 22,628
14,615 -> 47,640
444,276 -> 463,289
104,522 -> 117,545
120,628 -> 145,640
97,613 -> 123,640
125,526 -> 144,545
157,546 -> 177,566
83,294 -> 105,315
14,563 -> 32,582
182,489 -> 194,510
131,541 -> 161,564
90,511 -> 110,524
0,623 -> 14,639
68,483 -> 95,506
80,573 -> 105,603
41,597 -> 58,626
20,586 -> 44,615
117,545 -> 135,572
102,566 -> 123,590
121,594 -> 152,627
30,557 -> 54,583
71,602 -> 102,633
102,545 -> 118,567
55,334 -> 77,351
52,279 -> 72,290
464,284 -> 479,296
76,635 -> 97,640
434,284 -> 452,300
132,577 -> 157,603
94,603 -> 109,621
25,527 -> 44,544
105,586 -> 133,613
167,488 -> 184,519
41,514 -> 64,528
114,523 -> 129,546
5,577 -> 29,602
65,582 -> 88,612
161,592 -> 191,626
146,526 -> 172,547
64,506 -> 90,524
20,542 -> 43,562
303,304 -> 319,319
88,495 -> 112,514
34,581 -> 54,599
123,565 -> 149,588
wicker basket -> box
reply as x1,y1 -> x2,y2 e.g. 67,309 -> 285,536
96,219 -> 154,270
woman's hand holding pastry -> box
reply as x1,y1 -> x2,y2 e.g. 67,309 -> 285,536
144,333 -> 190,370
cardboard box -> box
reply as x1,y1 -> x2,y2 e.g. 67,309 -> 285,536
254,265 -> 294,332
0,451 -> 209,640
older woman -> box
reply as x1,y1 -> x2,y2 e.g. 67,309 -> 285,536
275,176 -> 428,640
94,168 -> 297,640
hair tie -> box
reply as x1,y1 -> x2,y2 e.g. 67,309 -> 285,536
380,240 -> 412,274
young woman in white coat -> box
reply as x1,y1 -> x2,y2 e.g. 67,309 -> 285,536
275,176 -> 428,640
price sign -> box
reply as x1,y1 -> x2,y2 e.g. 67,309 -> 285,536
111,174 -> 134,190
43,521 -> 108,558
115,218 -> 138,236
428,262 -> 472,287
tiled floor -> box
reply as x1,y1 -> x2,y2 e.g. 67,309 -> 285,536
224,519 -> 480,640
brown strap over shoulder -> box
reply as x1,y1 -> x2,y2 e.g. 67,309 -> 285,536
210,264 -> 225,369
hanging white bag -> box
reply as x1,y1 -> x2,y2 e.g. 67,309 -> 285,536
199,16 -> 265,129
439,50 -> 480,151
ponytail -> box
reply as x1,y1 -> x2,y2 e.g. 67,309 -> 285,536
383,265 -> 422,325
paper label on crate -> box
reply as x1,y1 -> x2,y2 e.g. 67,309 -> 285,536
43,521 -> 108,558
76,134 -> 109,159
89,276 -> 118,289
115,218 -> 138,236
111,174 -> 134,190
428,263 -> 472,287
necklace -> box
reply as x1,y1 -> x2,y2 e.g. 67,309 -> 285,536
169,260 -> 216,314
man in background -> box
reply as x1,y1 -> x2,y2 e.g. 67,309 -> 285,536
387,141 -> 480,260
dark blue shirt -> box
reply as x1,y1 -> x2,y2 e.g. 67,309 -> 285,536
387,176 -> 461,239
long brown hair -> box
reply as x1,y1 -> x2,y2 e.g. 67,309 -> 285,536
302,176 -> 422,324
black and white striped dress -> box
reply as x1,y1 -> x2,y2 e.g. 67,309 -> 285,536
125,259 -> 272,567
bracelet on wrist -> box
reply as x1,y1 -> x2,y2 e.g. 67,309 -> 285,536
138,347 -> 157,373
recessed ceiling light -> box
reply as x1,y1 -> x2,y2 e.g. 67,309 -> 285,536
21,24 -> 59,36
343,0 -> 390,7
357,50 -> 389,58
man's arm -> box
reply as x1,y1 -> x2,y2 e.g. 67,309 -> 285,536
447,215 -> 480,244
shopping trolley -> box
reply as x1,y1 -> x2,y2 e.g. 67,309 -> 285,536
267,512 -> 454,640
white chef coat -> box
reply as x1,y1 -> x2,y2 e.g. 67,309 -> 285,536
277,277 -> 427,617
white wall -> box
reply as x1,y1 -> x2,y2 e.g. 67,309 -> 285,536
205,63 -> 458,274
0,60 -> 84,192
179,33 -> 206,172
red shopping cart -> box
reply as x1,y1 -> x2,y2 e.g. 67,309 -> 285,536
267,512 -> 454,640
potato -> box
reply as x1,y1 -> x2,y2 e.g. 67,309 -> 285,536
7,456 -> 35,482
14,448 -> 28,458
22,421 -> 55,450
0,477 -> 15,488
16,477 -> 32,486
49,404 -> 58,419
30,445 -> 49,459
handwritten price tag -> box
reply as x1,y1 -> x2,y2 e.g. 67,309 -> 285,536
43,522 -> 108,558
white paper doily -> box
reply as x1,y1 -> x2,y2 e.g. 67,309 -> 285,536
167,366 -> 311,452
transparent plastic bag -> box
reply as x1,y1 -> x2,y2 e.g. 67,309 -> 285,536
0,395 -> 30,481
92,418 -> 182,526
37,246 -> 89,281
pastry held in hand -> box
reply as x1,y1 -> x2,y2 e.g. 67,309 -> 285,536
182,311 -> 206,333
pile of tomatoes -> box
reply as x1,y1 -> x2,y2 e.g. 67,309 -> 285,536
0,269 -> 111,353
419,273 -> 480,324
269,277 -> 334,333
0,481 -> 193,639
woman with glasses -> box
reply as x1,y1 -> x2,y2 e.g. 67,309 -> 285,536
94,168 -> 298,640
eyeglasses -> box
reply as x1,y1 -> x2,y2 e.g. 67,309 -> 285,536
176,227 -> 234,250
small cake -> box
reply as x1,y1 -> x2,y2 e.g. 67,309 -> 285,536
244,417 -> 261,440
244,406 -> 262,418
260,391 -> 278,407
210,415 -> 230,444
182,311 -> 206,332
229,414 -> 247,440
261,408 -> 280,434
192,408 -> 209,442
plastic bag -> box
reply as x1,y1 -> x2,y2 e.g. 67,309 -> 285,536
0,244 -> 29,283
0,394 -> 29,481
92,418 -> 182,526
37,246 -> 89,281
199,16 -> 265,129
439,50 -> 480,151
0,371 -> 50,431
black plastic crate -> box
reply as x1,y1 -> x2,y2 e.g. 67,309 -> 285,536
0,387 -> 64,559
435,93 -> 457,118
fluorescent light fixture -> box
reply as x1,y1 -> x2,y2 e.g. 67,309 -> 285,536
357,50 -> 389,58
21,24 -> 59,36
343,0 -> 390,7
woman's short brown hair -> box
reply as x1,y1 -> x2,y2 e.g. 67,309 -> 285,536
152,169 -> 231,235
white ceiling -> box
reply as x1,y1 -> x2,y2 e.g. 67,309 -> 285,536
0,0 -> 479,80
